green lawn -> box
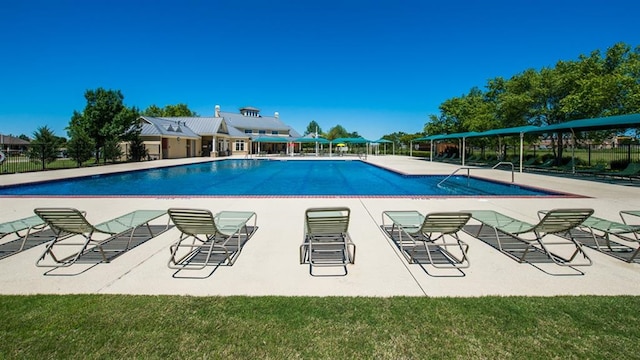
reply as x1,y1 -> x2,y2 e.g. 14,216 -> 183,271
1,295 -> 638,358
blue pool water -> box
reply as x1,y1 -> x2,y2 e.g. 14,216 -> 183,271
0,160 -> 565,197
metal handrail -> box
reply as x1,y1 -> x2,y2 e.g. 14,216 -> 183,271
437,162 -> 515,187
437,167 -> 472,187
491,162 -> 515,183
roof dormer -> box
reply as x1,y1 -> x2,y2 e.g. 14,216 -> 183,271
239,106 -> 261,117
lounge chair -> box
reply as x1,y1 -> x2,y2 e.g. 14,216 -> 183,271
167,208 -> 258,269
443,153 -> 460,163
382,211 -> 471,268
553,212 -> 640,263
574,163 -> 607,176
34,208 -> 167,267
467,155 -> 495,166
299,207 -> 356,275
596,162 -> 640,181
0,214 -> 62,260
463,208 -> 594,267
525,158 -> 556,171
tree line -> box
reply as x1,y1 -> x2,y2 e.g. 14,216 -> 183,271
423,42 -> 640,160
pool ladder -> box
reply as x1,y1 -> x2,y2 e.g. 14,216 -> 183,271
437,162 -> 515,187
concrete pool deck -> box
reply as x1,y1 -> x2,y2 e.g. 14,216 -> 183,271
0,155 -> 639,297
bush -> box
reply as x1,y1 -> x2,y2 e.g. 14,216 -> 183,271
610,159 -> 630,170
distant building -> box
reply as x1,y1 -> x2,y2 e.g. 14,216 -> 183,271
137,105 -> 301,159
0,134 -> 30,155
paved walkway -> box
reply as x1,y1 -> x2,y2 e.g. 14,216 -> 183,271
0,156 -> 639,297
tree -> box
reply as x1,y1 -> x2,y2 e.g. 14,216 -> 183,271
103,138 -> 123,163
68,88 -> 140,163
304,120 -> 323,136
142,103 -> 197,117
128,136 -> 149,162
66,127 -> 95,167
28,126 -> 62,165
326,125 -> 349,140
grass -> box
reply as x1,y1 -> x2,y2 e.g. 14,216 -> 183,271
1,295 -> 638,359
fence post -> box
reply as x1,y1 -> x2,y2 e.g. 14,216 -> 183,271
41,144 -> 46,171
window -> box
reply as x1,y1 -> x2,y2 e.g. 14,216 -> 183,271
244,129 -> 253,134
271,130 -> 279,135
235,140 -> 245,151
258,130 -> 266,135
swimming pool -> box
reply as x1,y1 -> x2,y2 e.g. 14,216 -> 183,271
0,159 -> 568,197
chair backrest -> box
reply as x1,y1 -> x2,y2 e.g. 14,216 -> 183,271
305,207 -> 350,235
420,212 -> 472,235
34,208 -> 96,234
623,162 -> 640,174
168,208 -> 220,236
534,208 -> 594,234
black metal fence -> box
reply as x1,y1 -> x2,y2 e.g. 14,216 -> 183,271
504,144 -> 640,168
0,143 -> 162,175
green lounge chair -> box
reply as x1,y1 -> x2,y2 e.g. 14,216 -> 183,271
300,207 -> 356,275
167,208 -> 258,270
597,162 -> 640,181
382,211 -> 471,268
574,163 -> 606,176
552,212 -> 640,263
526,158 -> 555,171
35,208 -> 167,268
464,208 -> 594,267
443,153 -> 460,163
0,215 -> 63,260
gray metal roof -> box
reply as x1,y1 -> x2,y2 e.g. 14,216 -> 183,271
220,111 -> 292,132
159,117 -> 224,135
227,126 -> 249,138
139,117 -> 200,138
287,126 -> 302,138
138,109 -> 300,140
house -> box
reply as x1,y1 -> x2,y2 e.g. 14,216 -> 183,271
0,134 -> 30,155
137,105 -> 301,159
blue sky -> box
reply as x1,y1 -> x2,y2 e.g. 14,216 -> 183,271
1,0 -> 638,140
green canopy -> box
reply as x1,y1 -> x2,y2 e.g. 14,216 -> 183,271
474,125 -> 540,137
295,137 -> 330,144
530,113 -> 640,133
331,137 -> 371,144
252,136 -> 291,143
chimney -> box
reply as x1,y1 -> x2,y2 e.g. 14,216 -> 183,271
215,105 -> 221,118
274,111 -> 279,119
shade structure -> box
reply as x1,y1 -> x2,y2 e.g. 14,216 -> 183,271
251,136 -> 294,156
252,136 -> 292,143
295,137 -> 330,144
331,137 -> 371,144
529,113 -> 640,133
373,138 -> 394,155
329,137 -> 371,156
411,113 -> 640,170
